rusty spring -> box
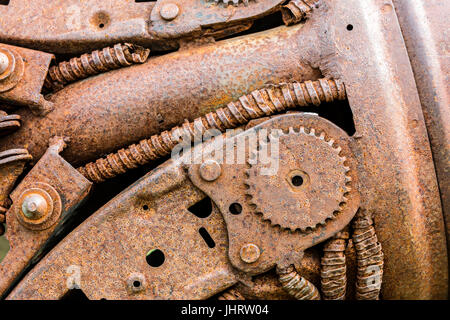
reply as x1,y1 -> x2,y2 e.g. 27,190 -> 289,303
44,43 -> 150,92
352,212 -> 384,300
78,78 -> 346,183
217,288 -> 245,300
277,265 -> 321,300
320,229 -> 349,300
281,0 -> 319,26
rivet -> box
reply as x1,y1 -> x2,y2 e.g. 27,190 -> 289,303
21,193 -> 48,220
0,52 -> 9,74
160,3 -> 180,21
240,243 -> 261,263
199,159 -> 222,182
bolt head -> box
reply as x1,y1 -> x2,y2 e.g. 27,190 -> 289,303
160,3 -> 180,21
199,159 -> 222,182
240,243 -> 261,264
21,193 -> 48,220
0,52 -> 9,74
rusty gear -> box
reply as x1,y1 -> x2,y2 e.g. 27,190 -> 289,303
245,126 -> 351,232
208,0 -> 252,7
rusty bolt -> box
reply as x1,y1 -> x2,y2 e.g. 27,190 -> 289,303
160,3 -> 180,21
199,159 -> 222,182
0,52 -> 9,74
21,193 -> 49,220
240,243 -> 261,263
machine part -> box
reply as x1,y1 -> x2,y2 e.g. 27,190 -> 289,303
15,183 -> 62,231
44,43 -> 150,92
159,4 -> 180,21
392,0 -> 450,256
0,46 -> 23,92
0,0 -> 447,301
245,126 -> 351,232
233,249 -> 321,300
0,51 -> 9,75
276,265 -> 320,300
208,0 -> 252,7
5,114 -> 355,300
217,288 -> 245,300
149,0 -> 284,39
352,211 -> 383,300
0,0 -> 282,54
0,148 -> 32,236
188,113 -> 360,275
0,111 -> 21,136
281,0 -> 318,26
78,78 -> 346,183
2,23 -> 322,166
0,137 -> 92,298
320,229 -> 349,300
0,44 -> 54,116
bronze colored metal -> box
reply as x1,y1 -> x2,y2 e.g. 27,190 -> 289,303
2,24 -> 322,166
276,264 -> 320,300
78,78 -> 346,183
0,148 -> 32,236
218,288 -> 245,300
0,111 -> 21,137
0,44 -> 54,116
0,137 -> 92,298
281,0 -> 318,26
352,211 -> 383,300
245,127 -> 351,232
320,229 -> 349,300
188,114 -> 360,275
0,0 -> 447,301
44,43 -> 150,92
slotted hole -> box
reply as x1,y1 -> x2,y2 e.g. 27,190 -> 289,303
188,197 -> 212,219
146,249 -> 165,267
199,227 -> 216,248
0,1 -> 10,5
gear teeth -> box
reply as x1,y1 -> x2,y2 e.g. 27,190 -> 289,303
210,0 -> 251,7
244,126 -> 353,232
327,138 -> 335,146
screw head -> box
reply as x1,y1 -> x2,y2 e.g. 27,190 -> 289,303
199,159 -> 222,182
160,3 -> 180,21
240,243 -> 261,264
0,52 -> 9,75
21,193 -> 49,220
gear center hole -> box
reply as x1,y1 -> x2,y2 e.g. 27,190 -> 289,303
287,170 -> 309,190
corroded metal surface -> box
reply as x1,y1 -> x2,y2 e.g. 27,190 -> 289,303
0,137 -> 92,298
0,0 -> 447,300
78,78 -> 346,183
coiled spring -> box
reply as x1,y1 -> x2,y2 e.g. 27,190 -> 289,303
44,43 -> 150,92
218,288 -> 245,300
320,229 -> 349,300
352,212 -> 384,300
277,265 -> 321,300
281,0 -> 319,26
78,78 -> 346,183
